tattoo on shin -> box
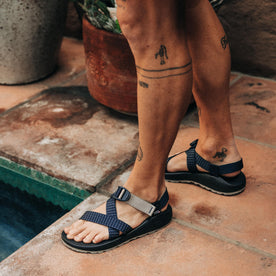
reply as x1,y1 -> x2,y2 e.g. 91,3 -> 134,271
213,148 -> 228,162
221,35 -> 229,50
155,45 -> 168,65
136,61 -> 192,80
139,80 -> 149,88
137,145 -> 143,161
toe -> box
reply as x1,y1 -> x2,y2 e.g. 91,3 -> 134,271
73,229 -> 90,242
67,224 -> 86,239
83,232 -> 98,244
92,232 -> 109,244
64,227 -> 70,234
64,220 -> 84,234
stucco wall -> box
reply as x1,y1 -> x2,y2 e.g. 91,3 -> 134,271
218,0 -> 276,78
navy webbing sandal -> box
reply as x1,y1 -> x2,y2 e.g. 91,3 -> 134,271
61,186 -> 172,253
165,140 -> 246,196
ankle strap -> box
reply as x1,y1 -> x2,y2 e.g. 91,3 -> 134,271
112,186 -> 169,216
187,140 -> 244,176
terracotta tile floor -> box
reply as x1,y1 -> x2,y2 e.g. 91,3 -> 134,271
0,37 -> 275,275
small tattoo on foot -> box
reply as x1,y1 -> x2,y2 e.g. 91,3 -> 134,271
155,45 -> 168,65
221,35 -> 229,50
137,145 -> 143,161
213,147 -> 227,162
139,80 -> 149,88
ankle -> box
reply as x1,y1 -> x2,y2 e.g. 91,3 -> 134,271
124,176 -> 166,203
196,137 -> 241,164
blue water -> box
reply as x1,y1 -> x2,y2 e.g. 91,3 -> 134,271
0,181 -> 67,261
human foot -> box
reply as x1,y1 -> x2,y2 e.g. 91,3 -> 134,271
167,139 -> 242,177
165,139 -> 246,195
62,186 -> 172,253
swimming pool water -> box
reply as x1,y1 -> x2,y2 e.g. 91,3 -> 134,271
0,181 -> 68,261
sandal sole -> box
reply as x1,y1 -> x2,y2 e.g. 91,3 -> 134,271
166,179 -> 245,196
165,172 -> 246,196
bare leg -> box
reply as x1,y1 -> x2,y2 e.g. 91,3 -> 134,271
167,0 -> 242,177
64,0 -> 192,244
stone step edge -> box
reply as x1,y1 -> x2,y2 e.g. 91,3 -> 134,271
0,156 -> 92,210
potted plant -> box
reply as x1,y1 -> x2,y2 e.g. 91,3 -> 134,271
73,0 -> 225,115
0,0 -> 68,84
73,0 -> 137,114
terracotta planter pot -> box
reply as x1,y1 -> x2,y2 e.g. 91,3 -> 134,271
0,0 -> 68,84
82,17 -> 137,114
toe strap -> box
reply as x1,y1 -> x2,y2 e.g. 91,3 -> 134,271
79,186 -> 169,241
80,211 -> 132,234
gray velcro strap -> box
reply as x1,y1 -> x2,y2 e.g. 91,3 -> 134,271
112,186 -> 156,216
128,193 -> 156,216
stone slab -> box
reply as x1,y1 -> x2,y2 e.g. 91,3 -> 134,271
101,126 -> 276,256
0,83 -> 48,115
168,127 -> 276,255
230,76 -> 276,145
1,191 -> 274,275
0,86 -> 139,192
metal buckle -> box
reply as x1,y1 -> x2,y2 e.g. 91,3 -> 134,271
153,209 -> 160,216
112,186 -> 131,201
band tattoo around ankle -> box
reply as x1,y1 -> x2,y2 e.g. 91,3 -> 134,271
137,145 -> 143,161
213,148 -> 228,162
139,80 -> 149,88
136,61 -> 192,80
221,35 -> 229,50
155,45 -> 168,65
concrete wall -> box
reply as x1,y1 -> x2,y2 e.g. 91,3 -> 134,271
218,0 -> 276,78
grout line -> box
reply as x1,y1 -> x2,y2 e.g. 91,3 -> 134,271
51,69 -> 87,87
0,70 -> 87,118
0,89 -> 50,118
234,136 -> 276,149
173,218 -> 276,259
229,74 -> 242,87
231,71 -> 276,83
95,155 -> 136,194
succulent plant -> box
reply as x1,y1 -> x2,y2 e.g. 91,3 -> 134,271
73,0 -> 121,34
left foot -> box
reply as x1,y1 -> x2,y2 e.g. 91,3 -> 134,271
167,138 -> 242,177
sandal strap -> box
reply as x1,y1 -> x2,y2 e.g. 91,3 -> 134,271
188,139 -> 243,176
112,186 -> 168,216
80,211 -> 132,234
80,186 -> 169,237
106,197 -> 120,238
186,143 -> 198,173
166,150 -> 186,168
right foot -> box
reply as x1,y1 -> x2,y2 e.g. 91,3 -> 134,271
64,184 -> 167,244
